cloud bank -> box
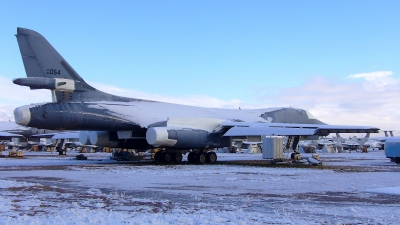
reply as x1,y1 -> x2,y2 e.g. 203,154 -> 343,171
253,71 -> 400,134
0,71 -> 398,136
347,71 -> 393,81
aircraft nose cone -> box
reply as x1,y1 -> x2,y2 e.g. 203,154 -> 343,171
14,105 -> 31,126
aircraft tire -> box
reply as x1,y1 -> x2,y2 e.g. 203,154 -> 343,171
394,157 -> 400,164
206,152 -> 217,163
173,153 -> 183,163
188,152 -> 196,164
59,150 -> 66,155
163,152 -> 172,163
291,152 -> 300,159
196,153 -> 206,164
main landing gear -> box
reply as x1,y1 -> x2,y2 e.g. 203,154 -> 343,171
187,151 -> 217,164
154,151 -> 183,163
154,150 -> 217,164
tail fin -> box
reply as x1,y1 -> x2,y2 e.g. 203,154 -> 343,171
14,28 -> 133,103
358,133 -> 370,146
15,28 -> 92,87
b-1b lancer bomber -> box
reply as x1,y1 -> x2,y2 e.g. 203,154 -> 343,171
12,28 -> 379,163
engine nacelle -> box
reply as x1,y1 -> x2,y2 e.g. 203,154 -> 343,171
90,131 -> 120,147
146,127 -> 177,147
146,127 -> 211,149
84,131 -> 149,149
79,131 -> 91,145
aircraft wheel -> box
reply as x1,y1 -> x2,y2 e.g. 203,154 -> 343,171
291,152 -> 300,159
188,152 -> 196,164
394,158 -> 400,164
196,153 -> 206,164
173,153 -> 183,163
163,152 -> 172,163
58,150 -> 66,155
206,152 -> 217,163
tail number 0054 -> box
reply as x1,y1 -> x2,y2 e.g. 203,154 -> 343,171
47,69 -> 61,75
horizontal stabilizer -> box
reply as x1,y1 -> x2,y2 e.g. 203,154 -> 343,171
13,77 -> 79,91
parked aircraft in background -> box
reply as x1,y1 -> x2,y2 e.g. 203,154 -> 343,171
362,130 -> 397,150
0,121 -> 63,149
299,136 -> 351,154
0,130 -> 24,148
0,121 -> 60,139
0,121 -> 37,139
0,121 -> 46,148
12,28 -> 379,163
363,139 -> 384,150
333,134 -> 369,151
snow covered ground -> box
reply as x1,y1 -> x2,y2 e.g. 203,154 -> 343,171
0,150 -> 399,224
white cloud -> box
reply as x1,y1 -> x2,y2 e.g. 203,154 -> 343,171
251,72 -> 400,135
90,81 -> 244,109
0,76 -> 51,105
0,76 -> 51,121
1,72 -> 399,137
347,71 -> 393,81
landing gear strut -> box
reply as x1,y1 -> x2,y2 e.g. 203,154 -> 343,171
154,149 -> 217,164
188,152 -> 196,164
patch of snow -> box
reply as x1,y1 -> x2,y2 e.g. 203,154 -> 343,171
364,186 -> 400,196
0,150 -> 399,224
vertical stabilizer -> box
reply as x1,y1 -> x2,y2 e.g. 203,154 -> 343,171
16,28 -> 89,85
14,28 -> 136,103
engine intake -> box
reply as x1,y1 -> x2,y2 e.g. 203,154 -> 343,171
82,131 -> 149,149
146,127 -> 211,149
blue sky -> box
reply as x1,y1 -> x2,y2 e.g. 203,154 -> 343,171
1,0 -> 400,135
